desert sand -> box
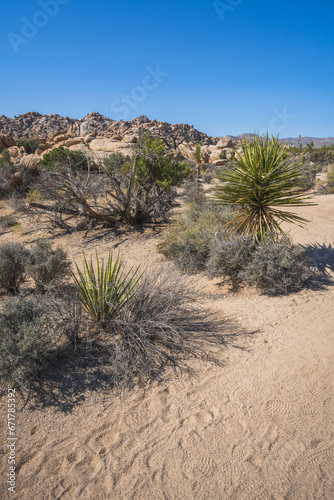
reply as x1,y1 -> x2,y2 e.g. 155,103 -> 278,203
0,193 -> 333,499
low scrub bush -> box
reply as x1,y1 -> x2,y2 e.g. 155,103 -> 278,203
160,195 -> 312,294
16,137 -> 41,154
183,181 -> 206,207
0,243 -> 30,294
26,240 -> 71,294
202,173 -> 213,184
300,163 -> 318,191
159,202 -> 236,273
325,165 -> 334,193
0,297 -> 59,387
0,148 -> 15,172
38,146 -> 89,171
0,214 -> 17,233
206,232 -> 255,281
72,252 -> 142,323
242,236 -> 311,295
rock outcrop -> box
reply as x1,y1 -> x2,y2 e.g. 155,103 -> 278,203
0,112 -> 242,165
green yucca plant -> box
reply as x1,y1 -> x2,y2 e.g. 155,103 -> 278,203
72,252 -> 142,323
214,134 -> 315,240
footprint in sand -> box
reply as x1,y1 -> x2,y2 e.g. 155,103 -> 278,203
265,399 -> 293,415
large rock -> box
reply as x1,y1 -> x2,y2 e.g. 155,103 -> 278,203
19,154 -> 41,167
123,134 -> 137,143
61,137 -> 85,147
68,144 -> 91,154
84,132 -> 97,143
53,133 -> 73,144
209,150 -> 222,163
177,144 -> 196,160
7,146 -> 25,158
0,135 -> 15,152
219,148 -> 235,161
213,159 -> 228,166
89,138 -> 134,156
216,136 -> 234,149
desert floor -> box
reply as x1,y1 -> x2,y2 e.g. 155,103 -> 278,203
0,193 -> 334,499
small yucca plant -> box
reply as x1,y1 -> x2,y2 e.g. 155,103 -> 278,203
214,134 -> 314,240
72,252 -> 142,323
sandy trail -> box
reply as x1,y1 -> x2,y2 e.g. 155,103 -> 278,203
0,194 -> 333,499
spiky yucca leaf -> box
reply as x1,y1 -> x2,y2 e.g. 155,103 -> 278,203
72,252 -> 142,322
214,134 -> 315,240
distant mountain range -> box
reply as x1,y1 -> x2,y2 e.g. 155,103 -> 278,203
232,134 -> 334,148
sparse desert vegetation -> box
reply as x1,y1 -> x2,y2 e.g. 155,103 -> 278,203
0,120 -> 333,500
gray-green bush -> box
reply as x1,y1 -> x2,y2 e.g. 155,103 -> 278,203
26,240 -> 71,293
242,236 -> 311,295
159,202 -> 236,273
0,298 -> 59,387
0,243 -> 30,294
206,232 -> 255,281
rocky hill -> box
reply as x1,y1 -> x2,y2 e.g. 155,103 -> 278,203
0,112 -> 332,170
0,112 -> 214,145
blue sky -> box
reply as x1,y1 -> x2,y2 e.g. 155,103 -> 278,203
0,0 -> 333,137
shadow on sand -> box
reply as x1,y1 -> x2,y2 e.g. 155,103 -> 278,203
303,243 -> 334,290
8,320 -> 256,415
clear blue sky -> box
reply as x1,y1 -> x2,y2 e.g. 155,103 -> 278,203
0,0 -> 333,137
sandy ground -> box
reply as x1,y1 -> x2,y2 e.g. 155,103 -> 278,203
0,193 -> 333,499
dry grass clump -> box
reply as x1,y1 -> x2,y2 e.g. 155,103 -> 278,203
0,250 -> 231,394
92,270 -> 227,387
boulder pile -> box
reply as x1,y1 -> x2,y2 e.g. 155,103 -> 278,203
0,112 -> 242,166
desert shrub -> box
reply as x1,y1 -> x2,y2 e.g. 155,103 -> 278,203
159,203 -> 236,273
0,243 -> 30,294
72,252 -> 142,323
0,148 -> 15,172
242,235 -> 311,295
0,149 -> 15,199
16,137 -> 41,154
38,146 -> 89,171
206,232 -> 255,281
310,150 -> 334,164
135,134 -> 190,191
0,214 -> 17,233
25,189 -> 42,204
103,152 -> 129,174
183,181 -> 206,206
28,136 -> 189,231
202,173 -> 213,184
325,165 -> 334,193
98,271 -> 224,386
300,163 -> 318,191
0,297 -> 59,387
26,240 -> 71,294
